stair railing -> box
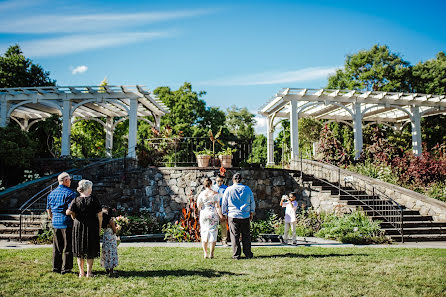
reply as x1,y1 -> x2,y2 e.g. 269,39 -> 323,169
300,158 -> 404,242
18,148 -> 137,241
348,179 -> 404,242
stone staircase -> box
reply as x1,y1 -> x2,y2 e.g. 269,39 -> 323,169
303,174 -> 446,242
0,213 -> 47,241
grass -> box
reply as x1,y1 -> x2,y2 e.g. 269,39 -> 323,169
0,246 -> 445,296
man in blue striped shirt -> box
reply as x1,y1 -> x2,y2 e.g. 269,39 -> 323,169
46,172 -> 77,274
222,173 -> 255,259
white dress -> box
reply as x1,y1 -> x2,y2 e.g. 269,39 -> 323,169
198,189 -> 219,242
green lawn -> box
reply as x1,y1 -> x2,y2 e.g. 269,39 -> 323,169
0,246 -> 445,296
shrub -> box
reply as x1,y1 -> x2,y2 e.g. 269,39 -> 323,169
162,221 -> 191,242
315,210 -> 389,244
115,212 -> 162,236
426,181 -> 446,202
250,211 -> 283,241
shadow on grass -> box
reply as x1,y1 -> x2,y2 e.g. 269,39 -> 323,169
96,269 -> 243,278
254,253 -> 369,259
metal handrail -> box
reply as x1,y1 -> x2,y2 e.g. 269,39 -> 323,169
301,159 -> 404,242
18,146 -> 137,241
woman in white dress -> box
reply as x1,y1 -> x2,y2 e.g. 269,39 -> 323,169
197,178 -> 223,258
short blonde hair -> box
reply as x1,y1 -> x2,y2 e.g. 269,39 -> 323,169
77,179 -> 93,194
57,172 -> 70,183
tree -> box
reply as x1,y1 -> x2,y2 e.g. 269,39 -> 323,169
28,115 -> 62,158
153,82 -> 208,137
0,125 -> 37,187
225,106 -> 255,141
327,44 -> 412,92
0,44 -> 55,88
412,52 -> 446,95
248,134 -> 267,165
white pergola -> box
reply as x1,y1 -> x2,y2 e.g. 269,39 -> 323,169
0,85 -> 169,157
259,88 -> 446,167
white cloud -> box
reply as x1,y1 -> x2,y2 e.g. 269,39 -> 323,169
198,67 -> 339,86
254,115 -> 268,135
9,31 -> 170,57
0,9 -> 214,33
72,65 -> 88,75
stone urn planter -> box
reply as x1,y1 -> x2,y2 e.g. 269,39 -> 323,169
219,155 -> 233,168
196,155 -> 211,167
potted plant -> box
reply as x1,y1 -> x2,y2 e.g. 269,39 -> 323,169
194,148 -> 212,167
218,147 -> 237,168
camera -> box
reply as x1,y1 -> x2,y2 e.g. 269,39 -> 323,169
281,195 -> 288,202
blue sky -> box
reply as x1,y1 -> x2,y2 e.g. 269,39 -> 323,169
1,0 -> 445,134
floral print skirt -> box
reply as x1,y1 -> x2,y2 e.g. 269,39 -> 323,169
199,207 -> 219,242
101,228 -> 118,269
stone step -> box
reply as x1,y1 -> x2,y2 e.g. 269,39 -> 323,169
381,221 -> 446,228
0,233 -> 37,241
0,220 -> 43,227
371,215 -> 433,221
390,234 -> 446,242
0,214 -> 45,220
340,195 -> 380,200
364,209 -> 419,216
0,226 -> 40,234
383,227 -> 446,235
347,200 -> 400,206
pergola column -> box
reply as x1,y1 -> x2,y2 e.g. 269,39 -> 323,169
266,116 -> 274,166
105,116 -> 114,158
128,98 -> 138,158
154,114 -> 161,131
61,99 -> 72,156
290,100 -> 299,168
0,98 -> 8,127
353,103 -> 363,160
410,106 -> 422,156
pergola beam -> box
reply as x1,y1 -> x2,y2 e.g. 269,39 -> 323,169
0,85 -> 169,157
259,88 -> 446,167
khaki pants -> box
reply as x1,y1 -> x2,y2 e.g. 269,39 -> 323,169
283,221 -> 296,243
53,227 -> 73,273
220,218 -> 228,244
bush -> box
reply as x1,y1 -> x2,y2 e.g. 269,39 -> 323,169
250,211 -> 283,241
162,221 -> 191,242
315,210 -> 389,244
426,181 -> 446,202
115,212 -> 162,236
294,209 -> 326,237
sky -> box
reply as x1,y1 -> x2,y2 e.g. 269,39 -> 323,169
1,0 -> 445,134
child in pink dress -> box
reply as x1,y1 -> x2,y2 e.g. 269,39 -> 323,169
280,192 -> 298,245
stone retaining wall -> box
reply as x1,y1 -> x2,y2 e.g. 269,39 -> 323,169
299,159 -> 446,221
112,167 -> 307,220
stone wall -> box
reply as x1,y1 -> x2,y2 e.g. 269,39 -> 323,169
97,167 -> 307,221
299,159 -> 446,221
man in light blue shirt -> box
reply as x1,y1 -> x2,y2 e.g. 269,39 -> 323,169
222,173 -> 255,259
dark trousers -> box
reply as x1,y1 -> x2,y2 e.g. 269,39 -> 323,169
228,217 -> 253,259
52,227 -> 73,273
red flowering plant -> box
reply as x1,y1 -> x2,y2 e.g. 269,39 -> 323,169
392,143 -> 446,188
317,124 -> 352,167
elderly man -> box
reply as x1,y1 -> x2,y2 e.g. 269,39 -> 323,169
222,173 -> 255,259
46,172 -> 77,274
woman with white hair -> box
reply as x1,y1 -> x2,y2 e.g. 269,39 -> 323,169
66,179 -> 102,278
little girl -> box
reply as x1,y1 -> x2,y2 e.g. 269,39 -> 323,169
101,207 -> 119,276
280,192 -> 298,245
